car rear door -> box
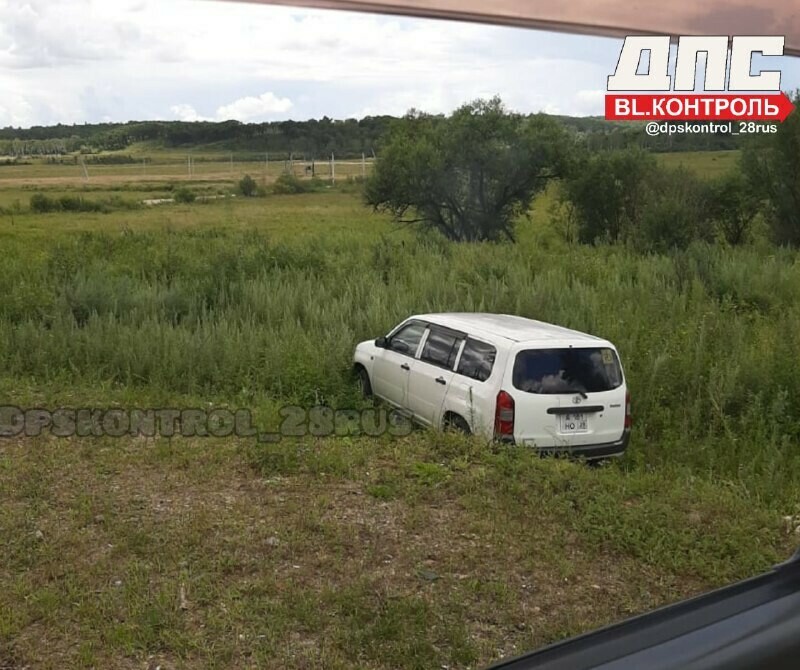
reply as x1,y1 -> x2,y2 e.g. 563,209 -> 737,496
446,337 -> 501,437
371,321 -> 427,408
507,344 -> 626,448
406,325 -> 465,426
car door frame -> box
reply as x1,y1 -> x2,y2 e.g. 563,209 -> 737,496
371,319 -> 427,408
406,323 -> 466,426
444,335 -> 502,437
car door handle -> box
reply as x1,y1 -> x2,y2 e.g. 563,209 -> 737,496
435,377 -> 447,385
401,363 -> 410,371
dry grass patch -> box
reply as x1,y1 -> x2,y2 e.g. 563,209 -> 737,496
2,432 -> 790,669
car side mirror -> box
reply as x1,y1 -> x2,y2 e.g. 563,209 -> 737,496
375,336 -> 387,349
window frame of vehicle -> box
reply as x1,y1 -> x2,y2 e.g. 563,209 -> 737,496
418,325 -> 466,370
385,319 -> 427,358
511,347 -> 623,394
454,336 -> 497,383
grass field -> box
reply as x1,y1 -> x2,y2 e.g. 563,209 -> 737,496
0,148 -> 373,187
656,149 -> 739,177
2,148 -> 799,669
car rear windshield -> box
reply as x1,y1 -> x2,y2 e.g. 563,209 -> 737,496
512,347 -> 622,394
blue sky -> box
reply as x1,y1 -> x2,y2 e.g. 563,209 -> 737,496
2,0 -> 800,127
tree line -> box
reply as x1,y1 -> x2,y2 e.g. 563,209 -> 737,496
1,112 -> 743,159
0,117 -> 397,158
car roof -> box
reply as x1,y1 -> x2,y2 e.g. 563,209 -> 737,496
410,313 -> 610,346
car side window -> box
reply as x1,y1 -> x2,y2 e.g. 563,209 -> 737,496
420,327 -> 463,369
387,322 -> 426,356
456,338 -> 497,382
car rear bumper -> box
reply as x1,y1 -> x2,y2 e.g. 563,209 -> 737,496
500,429 -> 630,460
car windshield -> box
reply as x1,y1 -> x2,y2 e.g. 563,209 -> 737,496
513,347 -> 622,394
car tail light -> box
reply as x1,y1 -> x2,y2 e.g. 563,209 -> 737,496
625,391 -> 632,429
495,390 -> 515,437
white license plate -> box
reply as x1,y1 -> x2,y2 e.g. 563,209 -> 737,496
560,413 -> 588,433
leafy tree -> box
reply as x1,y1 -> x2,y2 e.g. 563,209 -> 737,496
561,149 -> 714,251
364,98 -> 568,242
708,170 -> 760,245
560,148 -> 656,244
742,91 -> 800,246
635,167 -> 714,252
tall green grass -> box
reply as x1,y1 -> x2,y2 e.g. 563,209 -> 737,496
1,210 -> 799,506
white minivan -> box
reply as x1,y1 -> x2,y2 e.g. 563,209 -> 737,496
353,313 -> 630,459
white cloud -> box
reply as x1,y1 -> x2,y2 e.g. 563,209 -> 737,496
215,92 -> 293,121
573,89 -> 606,115
169,93 -> 293,123
169,104 -> 210,122
0,0 -> 173,69
576,89 -> 604,104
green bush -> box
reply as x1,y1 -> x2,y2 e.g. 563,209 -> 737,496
30,193 -> 57,213
29,192 -> 139,214
741,90 -> 800,246
271,173 -> 309,195
238,174 -> 258,197
58,195 -> 104,213
561,149 -> 657,244
336,175 -> 367,194
561,149 -> 714,251
174,188 -> 196,204
635,167 -> 714,252
708,170 -> 760,246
